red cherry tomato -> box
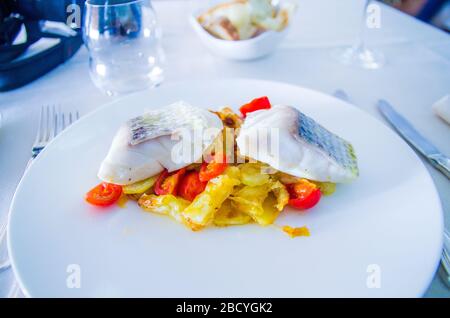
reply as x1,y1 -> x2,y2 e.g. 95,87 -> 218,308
154,168 -> 186,196
178,171 -> 207,201
86,182 -> 123,207
286,179 -> 322,210
199,153 -> 228,182
239,96 -> 271,118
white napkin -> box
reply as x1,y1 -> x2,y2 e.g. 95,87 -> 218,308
433,95 -> 450,125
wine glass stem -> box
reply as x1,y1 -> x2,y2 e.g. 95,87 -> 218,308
355,0 -> 371,51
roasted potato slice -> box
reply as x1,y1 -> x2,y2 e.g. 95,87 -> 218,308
138,194 -> 190,223
123,175 -> 158,194
213,199 -> 252,227
269,180 -> 289,211
230,184 -> 270,225
182,166 -> 241,231
238,162 -> 271,186
230,179 -> 288,226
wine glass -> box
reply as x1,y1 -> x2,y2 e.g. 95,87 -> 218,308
332,0 -> 385,69
83,0 -> 165,96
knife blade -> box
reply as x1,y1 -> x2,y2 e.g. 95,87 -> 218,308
377,99 -> 450,179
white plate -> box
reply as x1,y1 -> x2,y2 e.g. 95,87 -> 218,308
8,79 -> 443,297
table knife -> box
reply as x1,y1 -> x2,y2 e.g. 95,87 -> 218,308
377,99 -> 450,179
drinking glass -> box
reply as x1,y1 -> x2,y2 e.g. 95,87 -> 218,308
332,0 -> 385,69
83,0 -> 165,96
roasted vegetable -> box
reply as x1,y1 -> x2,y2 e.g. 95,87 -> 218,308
213,199 -> 252,227
126,193 -> 142,201
287,179 -> 321,210
282,226 -> 310,238
138,194 -> 190,223
230,179 -> 288,226
269,180 -> 290,211
213,107 -> 242,129
182,166 -> 240,231
239,162 -> 271,186
86,182 -> 123,207
240,96 -> 271,118
154,168 -> 186,196
230,184 -> 270,225
315,182 -> 336,196
178,171 -> 207,201
122,175 -> 158,194
199,153 -> 228,182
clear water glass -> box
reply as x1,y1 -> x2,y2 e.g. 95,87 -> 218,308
83,0 -> 165,96
332,0 -> 385,69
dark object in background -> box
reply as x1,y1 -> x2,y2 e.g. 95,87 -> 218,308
14,0 -> 85,23
0,15 -> 23,45
0,0 -> 86,92
0,15 -> 35,63
416,0 -> 448,22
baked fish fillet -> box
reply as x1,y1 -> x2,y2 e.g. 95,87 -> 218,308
98,101 -> 223,185
236,105 -> 358,183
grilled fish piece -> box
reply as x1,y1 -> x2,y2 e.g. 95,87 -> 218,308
236,105 -> 359,183
98,101 -> 223,185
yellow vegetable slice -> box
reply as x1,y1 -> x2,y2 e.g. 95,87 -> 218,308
259,193 -> 282,225
269,180 -> 289,211
276,172 -> 302,184
239,163 -> 270,186
138,194 -> 190,223
182,167 -> 240,231
123,175 -> 158,194
230,184 -> 270,225
230,180 -> 289,226
213,199 -> 252,227
315,182 -> 336,196
282,226 -> 311,238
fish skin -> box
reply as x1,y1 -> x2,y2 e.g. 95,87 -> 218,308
296,111 -> 358,179
127,101 -> 213,146
98,101 -> 223,185
236,105 -> 359,183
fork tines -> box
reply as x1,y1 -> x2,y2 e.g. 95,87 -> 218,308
32,105 -> 79,158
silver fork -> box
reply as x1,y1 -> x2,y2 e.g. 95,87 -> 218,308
0,105 -> 80,272
333,89 -> 450,289
32,105 -> 80,158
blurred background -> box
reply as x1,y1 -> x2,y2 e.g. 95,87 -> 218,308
381,0 -> 450,31
1,0 -> 449,92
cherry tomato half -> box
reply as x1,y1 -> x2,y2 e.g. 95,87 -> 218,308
286,179 -> 321,210
239,96 -> 271,118
154,168 -> 186,196
86,182 -> 123,207
178,171 -> 207,201
199,153 -> 228,182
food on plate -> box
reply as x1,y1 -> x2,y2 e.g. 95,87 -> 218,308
97,101 -> 223,185
239,96 -> 271,117
86,182 -> 123,207
285,179 -> 321,210
122,175 -> 158,195
236,104 -> 359,183
86,96 -> 359,236
198,0 -> 296,41
282,225 -> 310,238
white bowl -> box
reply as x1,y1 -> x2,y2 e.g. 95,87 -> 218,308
189,11 -> 288,61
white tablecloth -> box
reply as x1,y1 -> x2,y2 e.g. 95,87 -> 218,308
0,0 -> 449,297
